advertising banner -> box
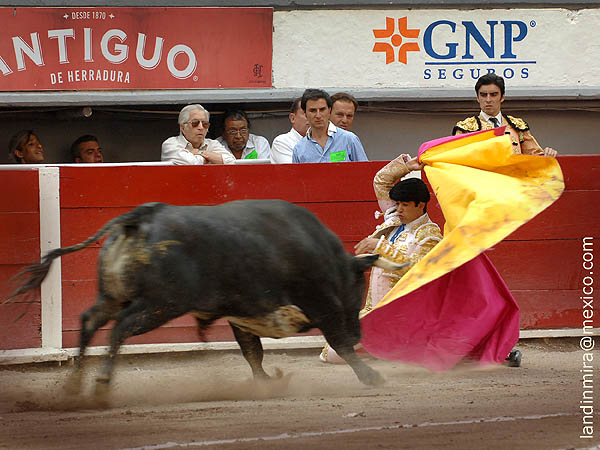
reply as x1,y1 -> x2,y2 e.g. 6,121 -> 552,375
273,9 -> 599,88
0,7 -> 273,91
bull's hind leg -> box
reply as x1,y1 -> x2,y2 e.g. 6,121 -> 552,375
230,324 -> 269,380
194,316 -> 216,342
95,302 -> 184,397
65,296 -> 120,395
79,297 -> 122,364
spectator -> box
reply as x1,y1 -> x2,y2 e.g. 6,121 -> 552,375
216,110 -> 270,160
452,73 -> 558,157
71,135 -> 104,163
271,98 -> 310,164
330,92 -> 358,131
161,104 -> 235,165
8,130 -> 45,164
292,89 -> 368,163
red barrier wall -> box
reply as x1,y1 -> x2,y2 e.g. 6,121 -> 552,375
57,163 -> 387,347
1,155 -> 598,350
0,171 -> 41,349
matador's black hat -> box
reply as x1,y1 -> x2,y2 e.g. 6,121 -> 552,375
389,178 -> 430,203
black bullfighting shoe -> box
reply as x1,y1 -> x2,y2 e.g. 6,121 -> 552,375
506,349 -> 522,367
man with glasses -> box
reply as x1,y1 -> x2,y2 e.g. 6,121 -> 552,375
216,110 -> 271,161
161,104 -> 235,165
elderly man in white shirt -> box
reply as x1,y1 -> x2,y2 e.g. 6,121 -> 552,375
270,98 -> 310,164
216,110 -> 271,161
161,104 -> 235,165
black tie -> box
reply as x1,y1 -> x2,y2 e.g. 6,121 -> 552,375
490,117 -> 499,127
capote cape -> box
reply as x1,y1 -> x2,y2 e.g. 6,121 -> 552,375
360,127 -> 564,370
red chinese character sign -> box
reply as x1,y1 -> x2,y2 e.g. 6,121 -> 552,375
0,7 -> 273,90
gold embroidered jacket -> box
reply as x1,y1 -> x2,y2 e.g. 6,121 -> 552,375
371,213 -> 442,281
452,113 -> 544,156
359,157 -> 442,316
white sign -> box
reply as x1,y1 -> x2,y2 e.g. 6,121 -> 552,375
273,9 -> 600,88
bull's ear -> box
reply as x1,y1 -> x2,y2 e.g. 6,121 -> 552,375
353,254 -> 380,273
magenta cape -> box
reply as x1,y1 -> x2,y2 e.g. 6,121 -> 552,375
360,253 -> 519,370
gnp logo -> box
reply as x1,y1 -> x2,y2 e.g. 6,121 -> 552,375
373,16 -> 536,81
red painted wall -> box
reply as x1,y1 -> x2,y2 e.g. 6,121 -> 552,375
57,163 -> 386,347
0,171 -> 41,349
1,156 -> 598,350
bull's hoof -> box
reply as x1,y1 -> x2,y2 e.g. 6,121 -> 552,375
252,370 -> 271,382
253,368 -> 290,385
93,378 -> 111,408
360,368 -> 385,387
96,374 -> 110,384
63,371 -> 83,396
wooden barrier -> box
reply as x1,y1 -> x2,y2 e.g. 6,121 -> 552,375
57,163 -> 386,348
0,170 -> 41,349
1,156 -> 598,351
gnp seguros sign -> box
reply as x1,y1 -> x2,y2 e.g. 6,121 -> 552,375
273,9 -> 598,88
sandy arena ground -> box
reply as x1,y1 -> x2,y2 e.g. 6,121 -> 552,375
0,339 -> 598,450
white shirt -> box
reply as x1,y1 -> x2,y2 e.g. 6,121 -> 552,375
480,111 -> 503,126
216,134 -> 271,161
161,134 -> 236,165
271,128 -> 303,164
306,121 -> 337,140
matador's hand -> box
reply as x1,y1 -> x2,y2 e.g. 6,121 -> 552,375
354,237 -> 379,255
404,155 -> 424,171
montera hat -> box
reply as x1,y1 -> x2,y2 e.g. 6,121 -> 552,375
389,178 -> 430,203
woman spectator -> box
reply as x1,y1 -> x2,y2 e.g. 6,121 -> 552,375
8,130 -> 45,164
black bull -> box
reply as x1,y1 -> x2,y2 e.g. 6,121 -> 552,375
11,200 -> 399,392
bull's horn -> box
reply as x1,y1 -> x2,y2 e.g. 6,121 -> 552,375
356,253 -> 409,271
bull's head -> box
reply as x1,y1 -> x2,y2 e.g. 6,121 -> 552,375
341,254 -> 409,344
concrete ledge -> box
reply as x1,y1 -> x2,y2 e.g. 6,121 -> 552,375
1,87 -> 599,107
2,1 -> 600,8
1,329 -> 597,366
519,328 -> 599,338
0,336 -> 327,365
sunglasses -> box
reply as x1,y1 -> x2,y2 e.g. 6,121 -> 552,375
187,120 -> 209,128
225,128 -> 249,137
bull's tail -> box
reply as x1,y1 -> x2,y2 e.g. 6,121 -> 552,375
8,202 -> 165,300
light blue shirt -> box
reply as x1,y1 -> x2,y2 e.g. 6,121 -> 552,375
292,122 -> 368,163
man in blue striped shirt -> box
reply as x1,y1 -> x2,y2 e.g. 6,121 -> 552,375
292,89 -> 369,163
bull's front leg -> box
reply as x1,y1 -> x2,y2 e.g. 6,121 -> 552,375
230,323 -> 270,380
321,329 -> 385,387
341,350 -> 385,387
